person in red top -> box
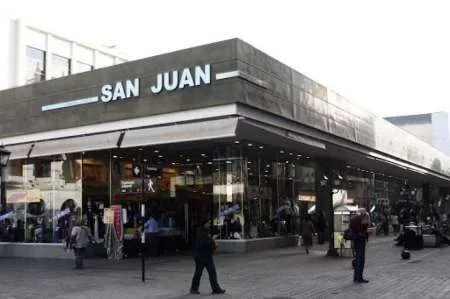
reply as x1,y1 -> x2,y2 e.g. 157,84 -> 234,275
350,209 -> 370,283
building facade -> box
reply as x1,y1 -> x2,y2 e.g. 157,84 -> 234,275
0,17 -> 128,91
1,39 -> 450,258
385,112 -> 450,156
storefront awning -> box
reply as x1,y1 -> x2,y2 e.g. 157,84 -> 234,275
5,143 -> 34,160
120,117 -> 240,148
30,131 -> 123,158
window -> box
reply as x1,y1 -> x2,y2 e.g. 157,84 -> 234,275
75,61 -> 93,74
51,54 -> 71,79
25,46 -> 46,84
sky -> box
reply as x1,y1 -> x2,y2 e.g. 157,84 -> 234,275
2,0 -> 450,117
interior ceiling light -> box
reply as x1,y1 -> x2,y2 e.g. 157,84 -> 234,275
234,141 -> 240,144
154,150 -> 159,153
259,146 -> 264,149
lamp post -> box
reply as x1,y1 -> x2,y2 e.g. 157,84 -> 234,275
320,173 -> 343,257
0,146 -> 11,213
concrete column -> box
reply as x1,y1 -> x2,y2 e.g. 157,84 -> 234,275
71,41 -> 77,74
423,183 -> 431,215
14,18 -> 26,86
45,34 -> 53,80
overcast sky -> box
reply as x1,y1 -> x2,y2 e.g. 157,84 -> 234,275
2,0 -> 449,117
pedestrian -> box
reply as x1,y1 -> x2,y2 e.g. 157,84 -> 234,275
350,209 -> 369,283
316,211 -> 326,244
190,220 -> 225,295
391,214 -> 400,235
301,214 -> 314,254
144,213 -> 160,256
70,219 -> 92,270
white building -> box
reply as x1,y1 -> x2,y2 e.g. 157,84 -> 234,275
385,112 -> 450,156
0,16 -> 128,91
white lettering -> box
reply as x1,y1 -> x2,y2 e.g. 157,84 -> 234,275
178,68 -> 194,89
100,84 -> 113,102
151,74 -> 163,94
195,64 -> 211,86
112,82 -> 126,100
164,70 -> 178,91
126,78 -> 140,98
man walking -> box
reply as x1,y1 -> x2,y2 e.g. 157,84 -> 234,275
190,220 -> 225,295
350,209 -> 369,283
70,219 -> 92,270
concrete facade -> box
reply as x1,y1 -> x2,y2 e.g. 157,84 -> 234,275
386,112 -> 450,156
1,39 -> 450,183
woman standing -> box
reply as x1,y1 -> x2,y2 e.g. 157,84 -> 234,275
301,214 -> 314,254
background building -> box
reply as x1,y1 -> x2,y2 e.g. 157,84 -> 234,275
385,112 -> 450,156
0,16 -> 128,91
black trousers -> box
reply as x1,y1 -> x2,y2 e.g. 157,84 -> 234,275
353,241 -> 366,281
73,247 -> 85,269
190,258 -> 221,292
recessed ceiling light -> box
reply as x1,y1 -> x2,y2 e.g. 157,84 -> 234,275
186,158 -> 191,162
266,164 -> 270,167
259,146 -> 264,149
280,150 -> 285,154
143,159 -> 147,162
226,161 -> 232,164
234,141 -> 240,144
158,155 -> 163,158
154,150 -> 159,153
207,161 -> 213,165
306,156 -> 310,159
138,148 -> 143,151
201,153 -> 207,157
112,155 -> 118,159
289,153 -> 293,156
248,143 -> 253,147
248,161 -> 252,164
297,154 -> 302,157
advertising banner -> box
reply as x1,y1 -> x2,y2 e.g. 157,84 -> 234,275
111,205 -> 123,241
7,189 -> 41,203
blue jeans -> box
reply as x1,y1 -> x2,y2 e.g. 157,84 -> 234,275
353,240 -> 366,281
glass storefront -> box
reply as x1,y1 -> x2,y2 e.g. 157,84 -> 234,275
1,138 -> 413,253
2,154 -> 82,242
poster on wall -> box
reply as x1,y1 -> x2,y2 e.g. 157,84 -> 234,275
103,208 -> 114,224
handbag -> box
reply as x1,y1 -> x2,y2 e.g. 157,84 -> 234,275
343,228 -> 355,241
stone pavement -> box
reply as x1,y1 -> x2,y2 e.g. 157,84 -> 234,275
1,236 -> 449,299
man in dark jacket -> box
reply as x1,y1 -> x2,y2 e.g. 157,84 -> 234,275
350,210 -> 369,283
190,220 -> 225,295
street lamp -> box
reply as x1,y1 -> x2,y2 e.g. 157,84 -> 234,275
0,146 -> 11,212
320,173 -> 343,257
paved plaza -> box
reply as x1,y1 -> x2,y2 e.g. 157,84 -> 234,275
1,237 -> 449,299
